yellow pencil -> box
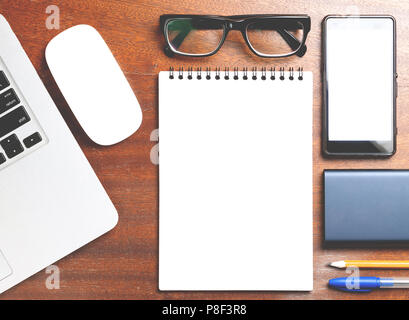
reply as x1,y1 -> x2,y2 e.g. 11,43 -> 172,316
331,260 -> 409,269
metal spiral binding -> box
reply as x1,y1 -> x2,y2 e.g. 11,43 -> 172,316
298,67 -> 303,80
215,67 -> 221,80
270,67 -> 276,80
279,67 -> 285,80
196,67 -> 202,80
233,67 -> 239,80
261,67 -> 267,80
289,67 -> 294,81
168,66 -> 304,81
252,67 -> 257,80
243,67 -> 248,80
206,67 -> 211,80
224,67 -> 230,80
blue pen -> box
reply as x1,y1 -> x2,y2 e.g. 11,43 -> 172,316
329,277 -> 409,292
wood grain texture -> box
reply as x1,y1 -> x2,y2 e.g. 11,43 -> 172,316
1,0 -> 409,300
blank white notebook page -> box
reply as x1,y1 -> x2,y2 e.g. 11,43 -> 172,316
159,70 -> 313,291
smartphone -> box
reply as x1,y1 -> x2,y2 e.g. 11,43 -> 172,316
322,15 -> 397,157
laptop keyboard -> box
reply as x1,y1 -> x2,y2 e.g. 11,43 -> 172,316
0,63 -> 47,171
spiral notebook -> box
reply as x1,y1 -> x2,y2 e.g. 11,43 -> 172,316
159,67 -> 313,291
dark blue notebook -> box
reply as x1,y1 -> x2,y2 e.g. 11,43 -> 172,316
324,170 -> 409,242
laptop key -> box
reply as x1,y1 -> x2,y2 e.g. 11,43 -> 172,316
0,153 -> 5,165
0,88 -> 20,115
0,134 -> 24,159
0,106 -> 30,139
0,71 -> 10,91
23,132 -> 42,148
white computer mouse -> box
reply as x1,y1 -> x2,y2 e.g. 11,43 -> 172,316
45,24 -> 142,146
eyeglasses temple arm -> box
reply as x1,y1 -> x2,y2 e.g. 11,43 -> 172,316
164,26 -> 193,57
276,28 -> 307,57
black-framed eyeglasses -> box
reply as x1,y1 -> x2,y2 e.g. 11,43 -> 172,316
160,14 -> 311,58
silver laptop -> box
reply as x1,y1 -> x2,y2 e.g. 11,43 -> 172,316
0,15 -> 118,294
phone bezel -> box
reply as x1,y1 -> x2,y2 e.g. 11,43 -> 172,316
322,15 -> 397,157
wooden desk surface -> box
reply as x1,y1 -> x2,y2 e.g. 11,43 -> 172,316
1,0 -> 409,300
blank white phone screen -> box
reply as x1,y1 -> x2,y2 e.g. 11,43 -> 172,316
326,17 -> 394,141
